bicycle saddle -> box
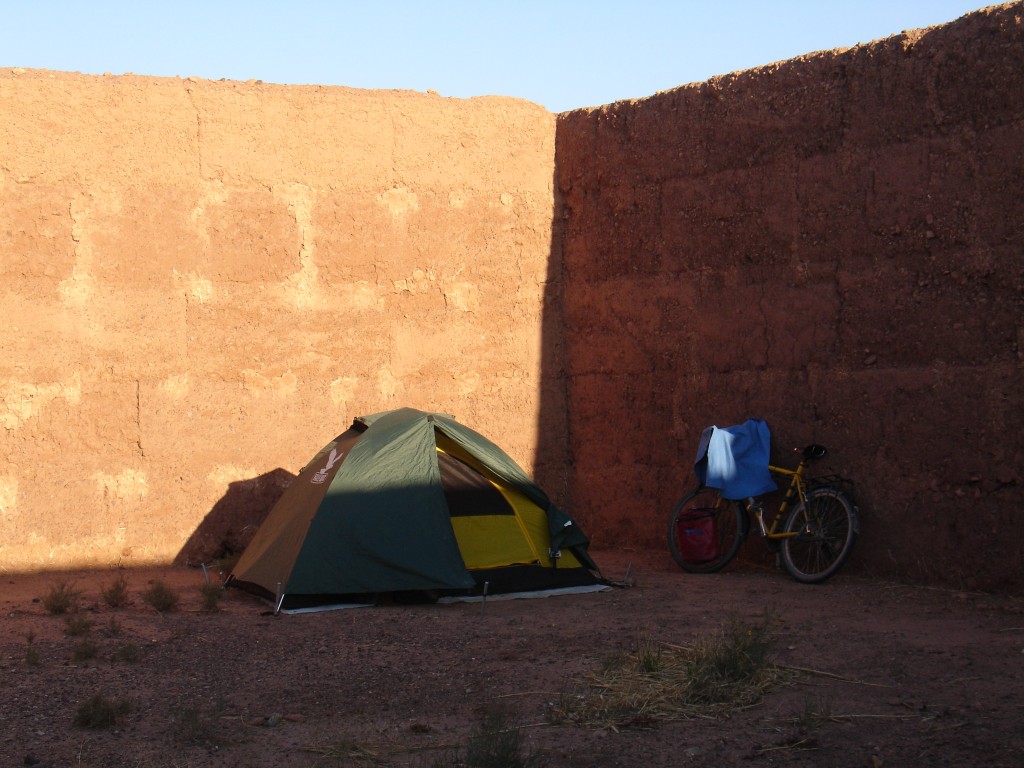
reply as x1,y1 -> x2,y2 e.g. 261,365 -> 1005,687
801,444 -> 827,460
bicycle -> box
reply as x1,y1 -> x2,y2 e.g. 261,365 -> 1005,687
668,444 -> 860,583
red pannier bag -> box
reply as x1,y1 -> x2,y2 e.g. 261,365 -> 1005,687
674,508 -> 719,563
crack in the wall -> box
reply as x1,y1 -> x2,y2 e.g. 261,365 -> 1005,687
61,196 -> 97,307
135,379 -> 145,458
182,80 -> 205,180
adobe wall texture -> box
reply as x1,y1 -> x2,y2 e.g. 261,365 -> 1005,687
0,72 -> 563,569
2,4 -> 1021,591
555,3 -> 1023,590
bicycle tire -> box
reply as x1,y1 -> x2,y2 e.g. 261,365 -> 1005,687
780,486 -> 859,584
668,487 -> 746,573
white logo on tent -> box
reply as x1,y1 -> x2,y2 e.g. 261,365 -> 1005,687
311,448 -> 344,485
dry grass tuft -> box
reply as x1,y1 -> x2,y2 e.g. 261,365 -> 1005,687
101,572 -> 131,608
141,580 -> 179,613
74,693 -> 131,729
439,709 -> 542,768
111,642 -> 144,663
24,630 -> 41,666
199,581 -> 224,613
102,616 -> 123,637
551,614 -> 786,730
64,612 -> 95,636
794,694 -> 836,730
71,639 -> 99,662
41,581 -> 81,614
172,701 -> 222,746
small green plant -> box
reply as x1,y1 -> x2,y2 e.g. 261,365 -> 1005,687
101,572 -> 131,608
111,642 -> 143,663
64,612 -> 95,636
142,580 -> 179,613
74,693 -> 131,729
24,630 -> 41,666
71,639 -> 98,662
600,637 -> 662,676
42,581 -> 81,614
466,710 -> 540,768
199,581 -> 224,613
683,615 -> 776,706
428,710 -> 541,768
634,637 -> 663,674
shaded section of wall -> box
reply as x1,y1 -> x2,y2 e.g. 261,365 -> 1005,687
555,3 -> 1023,590
175,467 -> 294,566
0,71 -> 560,570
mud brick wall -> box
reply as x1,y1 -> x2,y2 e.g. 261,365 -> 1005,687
555,3 -> 1023,590
3,4 -> 1021,590
0,73 -> 563,569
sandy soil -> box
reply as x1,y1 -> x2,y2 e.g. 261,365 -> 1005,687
2,549 -> 1023,767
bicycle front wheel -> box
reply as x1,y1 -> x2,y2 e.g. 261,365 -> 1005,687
780,487 -> 859,584
668,487 -> 746,573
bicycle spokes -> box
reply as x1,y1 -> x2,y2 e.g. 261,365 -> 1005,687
780,489 -> 858,584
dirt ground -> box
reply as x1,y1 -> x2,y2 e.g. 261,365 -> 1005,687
2,549 -> 1022,768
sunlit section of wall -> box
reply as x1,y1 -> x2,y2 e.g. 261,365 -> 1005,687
0,72 -> 557,570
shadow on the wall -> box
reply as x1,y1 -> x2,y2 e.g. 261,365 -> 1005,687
532,162 -> 571,522
174,468 -> 295,567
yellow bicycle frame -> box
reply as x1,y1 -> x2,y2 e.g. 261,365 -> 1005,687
749,459 -> 811,540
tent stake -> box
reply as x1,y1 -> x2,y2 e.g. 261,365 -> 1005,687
274,581 -> 284,616
481,581 -> 489,614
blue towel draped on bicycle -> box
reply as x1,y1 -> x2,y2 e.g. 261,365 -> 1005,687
693,418 -> 778,500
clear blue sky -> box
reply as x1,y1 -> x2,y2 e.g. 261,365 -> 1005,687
3,0 -> 992,113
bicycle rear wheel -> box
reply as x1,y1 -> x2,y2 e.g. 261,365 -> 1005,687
668,487 -> 746,573
780,487 -> 859,583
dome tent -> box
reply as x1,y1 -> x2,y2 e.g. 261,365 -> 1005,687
226,408 -> 603,612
